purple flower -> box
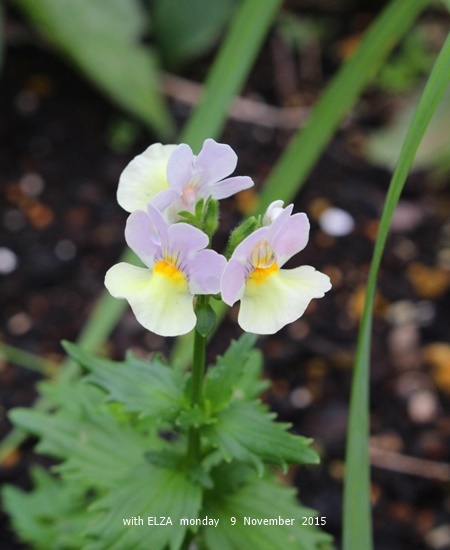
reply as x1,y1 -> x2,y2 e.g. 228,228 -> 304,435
105,206 -> 226,336
221,202 -> 332,334
152,139 -> 254,221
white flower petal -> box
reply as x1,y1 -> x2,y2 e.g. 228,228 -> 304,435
117,143 -> 177,212
262,200 -> 285,226
238,265 -> 331,334
105,262 -> 196,336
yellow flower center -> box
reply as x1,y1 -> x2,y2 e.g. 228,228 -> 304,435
153,260 -> 188,288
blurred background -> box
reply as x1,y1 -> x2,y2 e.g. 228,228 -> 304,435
1,1 -> 450,548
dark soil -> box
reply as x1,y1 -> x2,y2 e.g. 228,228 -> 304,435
1,5 -> 450,550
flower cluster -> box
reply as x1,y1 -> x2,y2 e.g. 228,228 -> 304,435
105,139 -> 331,336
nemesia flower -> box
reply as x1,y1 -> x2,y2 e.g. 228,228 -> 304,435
142,139 -> 253,222
117,142 -> 177,213
105,206 -> 226,336
221,202 -> 331,334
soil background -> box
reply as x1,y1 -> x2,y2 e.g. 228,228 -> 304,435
1,3 -> 450,549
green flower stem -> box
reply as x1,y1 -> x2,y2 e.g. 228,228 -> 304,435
186,296 -> 208,463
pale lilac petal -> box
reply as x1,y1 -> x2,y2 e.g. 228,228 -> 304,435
237,265 -> 331,334
221,259 -> 248,305
269,213 -> 310,267
188,250 -> 227,294
166,144 -> 194,192
265,203 -> 294,243
147,204 -> 169,248
209,176 -> 254,200
124,210 -> 157,267
151,189 -> 181,213
117,143 -> 176,212
195,139 -> 237,187
168,223 -> 209,259
105,262 -> 196,336
229,227 -> 268,265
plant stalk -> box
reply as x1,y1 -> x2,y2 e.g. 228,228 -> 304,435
186,296 -> 208,463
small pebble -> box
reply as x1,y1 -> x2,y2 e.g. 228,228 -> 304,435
7,312 -> 32,335
425,524 -> 450,549
19,173 -> 45,196
408,390 -> 439,423
54,239 -> 77,261
0,247 -> 18,274
319,207 -> 354,236
290,387 -> 313,408
3,209 -> 26,231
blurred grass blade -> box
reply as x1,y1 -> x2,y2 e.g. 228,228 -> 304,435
15,0 -> 174,139
343,32 -> 450,550
0,342 -> 59,376
172,0 -> 431,366
257,0 -> 431,211
180,0 -> 282,151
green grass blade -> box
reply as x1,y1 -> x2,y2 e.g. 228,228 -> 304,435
0,342 -> 59,376
180,0 -> 283,151
257,0 -> 431,211
343,32 -> 450,550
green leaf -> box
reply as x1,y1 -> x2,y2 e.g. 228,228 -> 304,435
86,463 -> 202,550
15,0 -> 174,138
344,32 -> 450,550
202,471 -> 333,550
154,0 -> 238,69
2,467 -> 89,550
9,381 -> 155,489
63,341 -> 185,420
204,333 -> 258,412
204,400 -> 318,474
176,405 -> 214,430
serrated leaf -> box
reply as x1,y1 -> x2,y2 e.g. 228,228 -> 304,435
202,473 -> 332,550
86,463 -> 202,550
204,401 -> 318,474
9,381 -> 158,489
2,467 -> 89,549
204,333 -> 258,412
64,342 -> 185,421
15,0 -> 174,138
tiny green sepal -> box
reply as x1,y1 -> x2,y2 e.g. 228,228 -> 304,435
225,216 -> 261,259
195,300 -> 216,338
204,198 -> 219,238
